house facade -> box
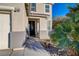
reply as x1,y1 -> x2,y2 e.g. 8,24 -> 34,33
26,3 -> 52,40
0,3 -> 52,49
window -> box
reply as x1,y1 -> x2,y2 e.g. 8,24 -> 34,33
31,3 -> 36,11
45,4 -> 50,12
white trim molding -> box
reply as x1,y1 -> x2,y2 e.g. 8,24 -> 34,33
0,6 -> 14,11
29,12 -> 50,18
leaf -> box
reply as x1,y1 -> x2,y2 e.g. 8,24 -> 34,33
58,38 -> 71,48
75,12 -> 79,22
71,30 -> 79,41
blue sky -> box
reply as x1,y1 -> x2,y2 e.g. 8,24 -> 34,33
52,3 -> 75,18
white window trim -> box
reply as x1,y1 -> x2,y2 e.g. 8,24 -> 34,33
44,4 -> 50,14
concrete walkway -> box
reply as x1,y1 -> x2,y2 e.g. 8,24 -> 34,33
0,37 -> 50,56
0,48 -> 50,56
24,48 -> 50,56
23,37 -> 50,56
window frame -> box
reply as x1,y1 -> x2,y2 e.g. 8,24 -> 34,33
45,4 -> 50,13
31,3 -> 36,12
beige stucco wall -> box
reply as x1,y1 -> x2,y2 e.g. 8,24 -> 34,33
11,4 -> 28,32
36,3 -> 44,14
0,3 -> 28,48
0,3 -> 28,31
36,3 -> 52,39
40,18 -> 49,40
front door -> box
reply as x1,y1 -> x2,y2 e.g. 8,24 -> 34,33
0,13 -> 10,49
29,21 -> 35,37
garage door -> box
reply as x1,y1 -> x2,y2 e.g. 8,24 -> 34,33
0,13 -> 10,49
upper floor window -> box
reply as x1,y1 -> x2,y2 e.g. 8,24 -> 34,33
45,4 -> 50,12
31,3 -> 36,11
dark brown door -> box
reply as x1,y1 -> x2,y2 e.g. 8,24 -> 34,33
29,21 -> 35,37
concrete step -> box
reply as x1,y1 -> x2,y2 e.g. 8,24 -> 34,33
0,48 -> 24,56
11,48 -> 24,56
0,48 -> 12,56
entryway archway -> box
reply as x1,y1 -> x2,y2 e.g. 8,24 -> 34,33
28,18 -> 40,38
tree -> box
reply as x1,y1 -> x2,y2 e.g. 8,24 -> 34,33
51,4 -> 79,55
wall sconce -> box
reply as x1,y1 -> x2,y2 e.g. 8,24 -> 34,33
14,7 -> 20,12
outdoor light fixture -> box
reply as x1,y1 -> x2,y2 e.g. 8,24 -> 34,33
14,7 -> 20,12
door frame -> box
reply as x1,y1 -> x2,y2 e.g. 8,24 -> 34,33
28,18 -> 40,38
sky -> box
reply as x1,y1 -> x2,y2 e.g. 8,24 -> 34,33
52,3 -> 76,18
